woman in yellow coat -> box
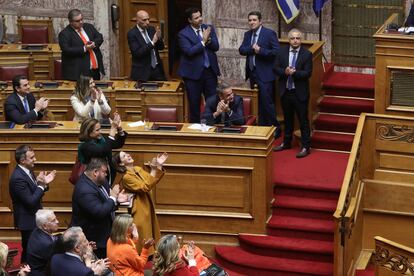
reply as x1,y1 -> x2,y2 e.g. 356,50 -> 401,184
113,151 -> 167,256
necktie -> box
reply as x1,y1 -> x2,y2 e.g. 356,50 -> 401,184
29,171 -> 37,186
142,30 -> 158,68
249,32 -> 257,71
23,97 -> 30,113
77,30 -> 98,69
288,50 -> 297,90
197,29 -> 210,68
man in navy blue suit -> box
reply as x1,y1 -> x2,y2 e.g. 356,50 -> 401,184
9,145 -> 56,263
127,10 -> 166,81
202,82 -> 245,126
273,29 -> 313,158
51,227 -> 108,276
239,11 -> 280,135
27,209 -> 60,276
178,7 -> 220,123
4,75 -> 49,125
71,158 -> 128,259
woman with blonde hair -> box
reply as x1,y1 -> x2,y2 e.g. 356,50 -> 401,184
0,242 -> 31,276
112,151 -> 167,256
107,214 -> 154,276
153,235 -> 198,276
71,75 -> 111,122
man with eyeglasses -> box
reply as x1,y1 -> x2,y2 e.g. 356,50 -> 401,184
127,10 -> 166,82
273,29 -> 313,158
59,9 -> 105,81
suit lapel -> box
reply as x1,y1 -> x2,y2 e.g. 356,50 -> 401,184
186,25 -> 200,44
295,48 -> 304,68
16,166 -> 37,190
13,93 -> 26,113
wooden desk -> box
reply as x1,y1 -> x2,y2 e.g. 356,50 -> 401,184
0,122 -> 274,255
0,44 -> 61,80
0,80 -> 184,122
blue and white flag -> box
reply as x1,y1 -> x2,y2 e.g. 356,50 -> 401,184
313,0 -> 328,16
276,0 -> 300,24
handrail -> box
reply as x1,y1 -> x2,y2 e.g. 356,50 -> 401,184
373,13 -> 399,36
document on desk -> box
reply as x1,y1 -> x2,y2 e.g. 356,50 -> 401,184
128,121 -> 145,127
188,124 -> 212,132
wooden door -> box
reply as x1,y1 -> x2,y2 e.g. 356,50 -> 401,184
118,0 -> 168,78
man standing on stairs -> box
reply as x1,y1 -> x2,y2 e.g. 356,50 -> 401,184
273,29 -> 313,158
239,11 -> 281,137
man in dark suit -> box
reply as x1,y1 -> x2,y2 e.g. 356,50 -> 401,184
71,158 -> 128,258
202,82 -> 245,126
239,11 -> 280,135
273,29 -> 313,158
51,227 -> 108,276
27,209 -> 60,276
9,145 -> 56,262
178,7 -> 220,123
127,10 -> 166,81
4,75 -> 49,125
58,9 -> 104,81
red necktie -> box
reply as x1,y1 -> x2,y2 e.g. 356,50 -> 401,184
77,30 -> 98,69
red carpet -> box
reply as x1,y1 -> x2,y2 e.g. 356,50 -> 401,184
215,68 -> 375,275
313,70 -> 375,151
215,149 -> 349,275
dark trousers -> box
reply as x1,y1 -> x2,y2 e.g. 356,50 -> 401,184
90,69 -> 101,80
281,90 -> 311,149
184,67 -> 217,123
249,69 -> 280,127
21,229 -> 33,263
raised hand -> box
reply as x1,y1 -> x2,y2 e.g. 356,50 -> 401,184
110,184 -> 120,198
110,112 -> 121,128
153,26 -> 161,44
202,26 -> 211,43
143,238 -> 155,249
116,189 -> 130,203
17,264 -> 31,276
252,43 -> 260,54
184,241 -> 195,262
131,223 -> 139,240
91,258 -> 110,276
156,152 -> 168,166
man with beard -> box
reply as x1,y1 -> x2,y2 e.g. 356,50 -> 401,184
70,158 -> 128,258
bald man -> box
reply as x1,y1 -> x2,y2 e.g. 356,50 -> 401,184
127,10 -> 166,81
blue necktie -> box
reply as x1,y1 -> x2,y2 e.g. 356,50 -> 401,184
288,50 -> 297,90
249,32 -> 257,71
197,29 -> 210,68
23,97 -> 30,113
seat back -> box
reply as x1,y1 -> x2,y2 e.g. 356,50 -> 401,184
0,65 -> 29,81
146,107 -> 178,122
53,59 -> 62,80
21,26 -> 49,44
17,16 -> 53,44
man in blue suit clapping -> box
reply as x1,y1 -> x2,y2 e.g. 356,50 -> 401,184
178,7 -> 220,123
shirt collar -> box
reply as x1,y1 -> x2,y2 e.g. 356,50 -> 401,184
191,25 -> 202,33
289,46 -> 300,52
18,164 -> 31,176
253,25 -> 263,36
17,93 -> 26,101
137,25 -> 146,33
65,252 -> 82,261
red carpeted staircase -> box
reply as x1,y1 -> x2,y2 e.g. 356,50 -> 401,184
215,148 -> 349,275
214,66 -> 376,275
312,66 -> 375,151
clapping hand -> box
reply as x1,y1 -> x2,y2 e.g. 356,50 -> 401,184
153,26 -> 162,44
37,170 -> 56,187
202,26 -> 211,44
156,152 -> 168,167
131,223 -> 139,240
110,184 -> 120,198
143,238 -> 155,249
17,264 -> 31,276
110,112 -> 121,128
183,241 -> 195,262
252,43 -> 260,54
91,258 -> 110,276
116,189 -> 130,204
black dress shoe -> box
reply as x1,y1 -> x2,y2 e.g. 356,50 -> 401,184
296,148 -> 310,158
272,143 -> 291,152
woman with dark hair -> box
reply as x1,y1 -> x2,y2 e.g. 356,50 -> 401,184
71,75 -> 111,122
153,235 -> 198,276
78,113 -> 127,184
112,151 -> 167,256
107,214 -> 154,276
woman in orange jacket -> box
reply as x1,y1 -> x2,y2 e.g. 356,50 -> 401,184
107,214 -> 155,276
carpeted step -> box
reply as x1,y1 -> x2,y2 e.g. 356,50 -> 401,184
274,194 -> 338,213
323,72 -> 375,91
324,88 -> 374,99
267,215 -> 334,241
314,113 -> 359,133
215,246 -> 333,276
318,96 -> 374,115
273,149 -> 348,192
272,207 -> 333,220
274,186 -> 339,200
239,234 -> 333,263
311,131 -> 354,151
